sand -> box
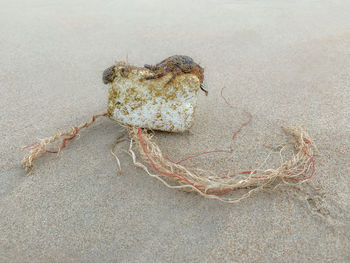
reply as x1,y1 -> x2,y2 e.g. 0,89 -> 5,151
1,0 -> 350,262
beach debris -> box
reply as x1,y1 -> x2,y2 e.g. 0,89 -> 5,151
127,86 -> 316,202
21,113 -> 108,171
129,124 -> 315,203
104,56 -> 206,132
142,55 -> 207,95
21,56 -> 316,203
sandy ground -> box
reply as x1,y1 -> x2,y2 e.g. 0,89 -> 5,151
1,0 -> 350,262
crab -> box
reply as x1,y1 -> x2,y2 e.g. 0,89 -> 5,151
103,61 -> 131,84
142,55 -> 208,95
102,55 -> 208,95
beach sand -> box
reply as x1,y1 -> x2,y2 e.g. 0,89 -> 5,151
1,0 -> 350,261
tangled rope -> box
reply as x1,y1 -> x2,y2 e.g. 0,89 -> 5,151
128,124 -> 315,203
21,113 -> 108,171
21,88 -> 316,203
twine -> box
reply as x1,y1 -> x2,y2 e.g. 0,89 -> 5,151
21,113 -> 108,171
21,88 -> 316,203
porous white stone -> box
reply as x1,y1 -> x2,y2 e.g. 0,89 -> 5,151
107,65 -> 200,132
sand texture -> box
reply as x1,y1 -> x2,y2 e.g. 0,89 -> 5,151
1,0 -> 350,262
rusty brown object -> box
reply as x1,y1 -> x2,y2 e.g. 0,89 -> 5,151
142,55 -> 207,95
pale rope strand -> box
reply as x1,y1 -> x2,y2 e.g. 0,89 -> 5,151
127,125 -> 316,203
110,134 -> 126,175
128,137 -> 276,203
21,113 -> 107,171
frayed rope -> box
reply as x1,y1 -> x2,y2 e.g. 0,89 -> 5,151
21,113 -> 108,171
21,88 -> 316,203
127,124 -> 315,203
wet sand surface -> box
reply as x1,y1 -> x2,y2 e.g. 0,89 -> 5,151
1,0 -> 350,261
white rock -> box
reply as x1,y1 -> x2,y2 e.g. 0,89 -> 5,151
107,64 -> 200,132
